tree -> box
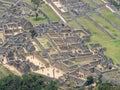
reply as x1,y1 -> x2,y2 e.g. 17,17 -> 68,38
35,12 -> 38,20
86,76 -> 94,85
97,75 -> 102,84
97,82 -> 112,90
0,74 -> 58,90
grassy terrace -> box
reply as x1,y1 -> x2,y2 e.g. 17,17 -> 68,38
24,0 -> 33,6
62,13 -> 80,29
63,13 -> 72,21
40,4 -> 60,22
99,7 -> 120,26
84,0 -> 96,8
102,40 -> 120,64
77,17 -> 111,42
36,37 -> 52,49
77,17 -> 120,64
35,36 -> 58,55
68,21 -> 80,29
93,0 -> 104,4
91,13 -> 120,39
26,0 -> 60,24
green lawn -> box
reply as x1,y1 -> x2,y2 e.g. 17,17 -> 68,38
28,14 -> 48,25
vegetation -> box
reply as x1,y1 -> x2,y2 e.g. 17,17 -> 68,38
110,0 -> 120,9
69,21 -> 80,29
30,29 -> 38,38
0,74 -> 58,90
86,76 -> 94,85
0,65 -> 12,79
29,0 -> 59,24
91,13 -> 120,39
36,37 -> 52,49
31,0 -> 42,9
40,4 -> 60,22
28,14 -> 48,25
84,0 -> 96,8
99,7 -> 120,26
31,0 -> 40,20
77,16 -> 120,64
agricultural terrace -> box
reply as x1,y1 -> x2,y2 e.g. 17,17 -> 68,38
77,9 -> 120,64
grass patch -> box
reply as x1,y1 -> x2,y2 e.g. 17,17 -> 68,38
25,0 -> 60,22
36,37 -> 52,49
102,40 -> 120,64
28,14 -> 48,25
40,4 -> 60,22
63,13 -> 72,21
99,7 -> 120,26
91,13 -> 120,39
69,21 -> 80,29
